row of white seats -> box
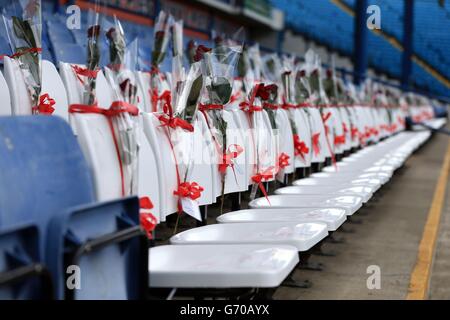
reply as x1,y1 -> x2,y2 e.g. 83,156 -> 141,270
0,58 -> 432,295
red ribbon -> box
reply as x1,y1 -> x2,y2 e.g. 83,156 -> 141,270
139,197 -> 157,239
251,166 -> 275,205
71,65 -> 100,85
218,144 -> 244,174
293,134 -> 310,160
157,90 -> 194,132
69,101 -> 139,196
158,115 -> 194,132
321,111 -> 336,167
33,93 -> 55,115
343,123 -> 349,134
263,102 -> 279,110
370,127 -> 379,137
240,83 -> 263,113
334,135 -> 346,145
389,123 -> 398,133
229,92 -> 241,104
312,133 -> 321,156
321,112 -> 332,136
351,127 -> 359,141
198,103 -> 224,112
174,182 -> 204,201
0,47 -> 42,60
280,97 -> 297,110
278,153 -> 290,170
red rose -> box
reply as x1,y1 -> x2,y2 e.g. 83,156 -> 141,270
87,25 -> 100,38
106,28 -> 116,41
194,45 -> 212,62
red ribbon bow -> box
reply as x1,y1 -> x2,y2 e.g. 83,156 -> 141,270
293,134 -> 310,160
158,115 -> 194,132
312,133 -> 321,156
218,144 -> 244,174
278,153 -> 290,170
33,93 -> 55,115
251,166 -> 276,205
139,197 -> 157,240
71,65 -> 100,85
157,90 -> 194,132
240,83 -> 263,113
174,182 -> 204,201
334,135 -> 346,145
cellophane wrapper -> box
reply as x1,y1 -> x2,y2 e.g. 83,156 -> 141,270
105,16 -> 141,196
2,0 -> 42,110
150,11 -> 172,112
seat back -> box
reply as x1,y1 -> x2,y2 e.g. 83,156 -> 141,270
0,116 -> 95,252
0,70 -> 11,116
0,225 -> 42,300
3,58 -> 69,121
3,56 -> 30,115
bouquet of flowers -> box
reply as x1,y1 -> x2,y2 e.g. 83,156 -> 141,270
83,11 -> 102,106
104,16 -> 141,196
158,57 -> 204,222
2,0 -> 48,114
199,42 -> 241,207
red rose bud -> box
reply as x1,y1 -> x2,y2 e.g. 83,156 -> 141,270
155,30 -> 165,40
194,45 -> 212,62
298,70 -> 306,77
256,84 -> 278,101
326,69 -> 333,78
187,40 -> 196,50
87,25 -> 100,38
119,79 -> 130,93
106,28 -> 116,41
283,71 -> 292,76
214,35 -> 223,45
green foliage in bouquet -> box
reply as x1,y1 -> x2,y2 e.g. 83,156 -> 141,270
11,16 -> 41,105
85,24 -> 101,105
295,70 -> 310,103
106,26 -> 126,69
179,73 -> 203,123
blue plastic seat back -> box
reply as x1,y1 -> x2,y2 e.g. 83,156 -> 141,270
46,197 -> 141,300
0,225 -> 41,300
0,116 -> 95,250
53,42 -> 86,64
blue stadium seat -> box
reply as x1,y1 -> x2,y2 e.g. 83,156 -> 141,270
52,43 -> 86,64
0,116 -> 146,299
0,224 -> 52,300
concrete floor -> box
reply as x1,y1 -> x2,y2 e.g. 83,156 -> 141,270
275,130 -> 450,300
429,145 -> 450,300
